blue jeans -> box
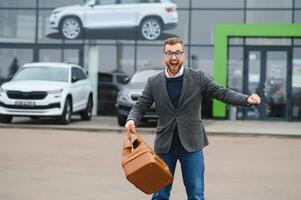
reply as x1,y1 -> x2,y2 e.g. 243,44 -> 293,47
151,145 -> 205,200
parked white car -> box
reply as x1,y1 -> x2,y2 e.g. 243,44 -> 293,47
0,62 -> 93,124
49,0 -> 178,40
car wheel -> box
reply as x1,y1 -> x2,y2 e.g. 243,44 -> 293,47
0,115 -> 13,124
140,18 -> 162,40
117,114 -> 127,127
58,98 -> 72,124
59,17 -> 82,39
81,96 -> 93,121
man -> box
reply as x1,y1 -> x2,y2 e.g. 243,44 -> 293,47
125,37 -> 260,200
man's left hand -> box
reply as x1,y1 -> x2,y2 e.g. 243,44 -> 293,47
247,94 -> 261,105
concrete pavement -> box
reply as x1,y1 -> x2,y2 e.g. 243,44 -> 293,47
0,128 -> 300,200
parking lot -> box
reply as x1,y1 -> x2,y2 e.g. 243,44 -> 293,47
0,127 -> 301,200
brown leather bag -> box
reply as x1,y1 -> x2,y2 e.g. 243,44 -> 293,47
121,130 -> 173,194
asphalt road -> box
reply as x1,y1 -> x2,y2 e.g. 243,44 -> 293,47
0,128 -> 300,200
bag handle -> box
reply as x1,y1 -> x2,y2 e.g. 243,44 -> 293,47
122,129 -> 141,157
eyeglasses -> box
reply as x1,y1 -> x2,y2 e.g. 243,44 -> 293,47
164,50 -> 184,58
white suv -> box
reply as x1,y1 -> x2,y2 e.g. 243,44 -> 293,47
49,0 -> 178,40
0,62 -> 93,124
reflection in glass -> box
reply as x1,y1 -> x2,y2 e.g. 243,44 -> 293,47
63,49 -> 79,64
190,47 -> 213,75
0,49 -> 33,83
39,0 -> 82,8
191,11 -> 243,44
292,48 -> 301,119
247,0 -> 292,8
228,47 -> 243,120
0,10 -> 36,43
246,11 -> 292,23
247,51 -> 261,119
0,0 -> 36,8
97,44 -> 135,75
246,38 -> 292,46
39,49 -> 62,62
265,51 -> 287,118
192,0 -> 244,8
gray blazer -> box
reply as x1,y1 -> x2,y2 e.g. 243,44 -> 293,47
127,68 -> 249,154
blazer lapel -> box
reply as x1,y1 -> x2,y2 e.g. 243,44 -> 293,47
159,72 -> 175,111
177,67 -> 189,108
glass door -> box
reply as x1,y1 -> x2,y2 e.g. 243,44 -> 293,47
243,46 -> 291,120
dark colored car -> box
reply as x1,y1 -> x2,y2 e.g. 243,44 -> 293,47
116,68 -> 213,126
97,72 -> 129,115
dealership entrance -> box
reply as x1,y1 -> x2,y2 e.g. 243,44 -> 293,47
213,24 -> 301,121
242,46 -> 292,120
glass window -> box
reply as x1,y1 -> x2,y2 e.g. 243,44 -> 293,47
171,0 -> 189,8
191,11 -> 244,45
0,48 -> 33,83
292,48 -> 301,119
120,0 -> 137,3
294,39 -> 301,45
296,0 -> 301,8
99,0 -> 116,5
246,11 -> 292,23
0,10 -> 36,43
189,47 -> 214,76
38,10 -> 63,44
192,0 -> 244,8
246,38 -> 292,46
63,49 -> 80,65
39,0 -> 82,8
247,0 -> 292,8
229,37 -> 244,45
39,49 -> 62,62
228,47 -> 243,92
0,0 -> 36,8
137,45 -> 188,72
295,11 -> 301,23
164,10 -> 189,44
95,44 -> 135,75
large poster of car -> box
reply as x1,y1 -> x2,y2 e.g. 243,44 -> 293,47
48,0 -> 178,40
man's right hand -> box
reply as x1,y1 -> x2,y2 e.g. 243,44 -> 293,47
125,120 -> 136,138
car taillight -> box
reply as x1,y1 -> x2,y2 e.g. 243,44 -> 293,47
165,7 -> 176,12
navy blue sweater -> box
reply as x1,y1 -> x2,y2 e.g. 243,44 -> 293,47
166,75 -> 184,148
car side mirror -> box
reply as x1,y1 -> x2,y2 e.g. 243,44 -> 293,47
123,77 -> 130,84
7,75 -> 13,81
86,0 -> 95,7
72,76 -> 79,83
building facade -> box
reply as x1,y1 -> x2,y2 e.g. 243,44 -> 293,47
0,0 -> 300,120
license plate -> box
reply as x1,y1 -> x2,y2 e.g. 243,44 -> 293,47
15,101 -> 36,107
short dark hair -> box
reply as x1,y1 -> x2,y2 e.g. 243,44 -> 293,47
163,37 -> 184,52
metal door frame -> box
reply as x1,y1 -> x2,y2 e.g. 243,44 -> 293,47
243,45 -> 292,120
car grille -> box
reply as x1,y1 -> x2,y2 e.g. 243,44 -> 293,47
7,91 -> 48,100
130,93 -> 141,101
0,102 -> 60,109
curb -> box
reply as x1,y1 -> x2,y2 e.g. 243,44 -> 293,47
1,124 -> 300,138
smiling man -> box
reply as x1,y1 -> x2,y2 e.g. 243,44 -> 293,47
125,37 -> 260,200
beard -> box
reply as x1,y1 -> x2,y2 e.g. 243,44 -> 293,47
165,59 -> 183,75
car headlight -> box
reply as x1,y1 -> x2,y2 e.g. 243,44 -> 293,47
117,90 -> 130,104
52,10 -> 62,14
48,89 -> 63,94
0,87 -> 5,96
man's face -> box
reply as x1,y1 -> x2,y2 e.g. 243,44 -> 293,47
163,43 -> 185,76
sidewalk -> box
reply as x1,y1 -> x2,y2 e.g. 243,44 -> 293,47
0,116 -> 300,137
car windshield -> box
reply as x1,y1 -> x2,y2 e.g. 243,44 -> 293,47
130,69 -> 162,83
14,67 -> 69,82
